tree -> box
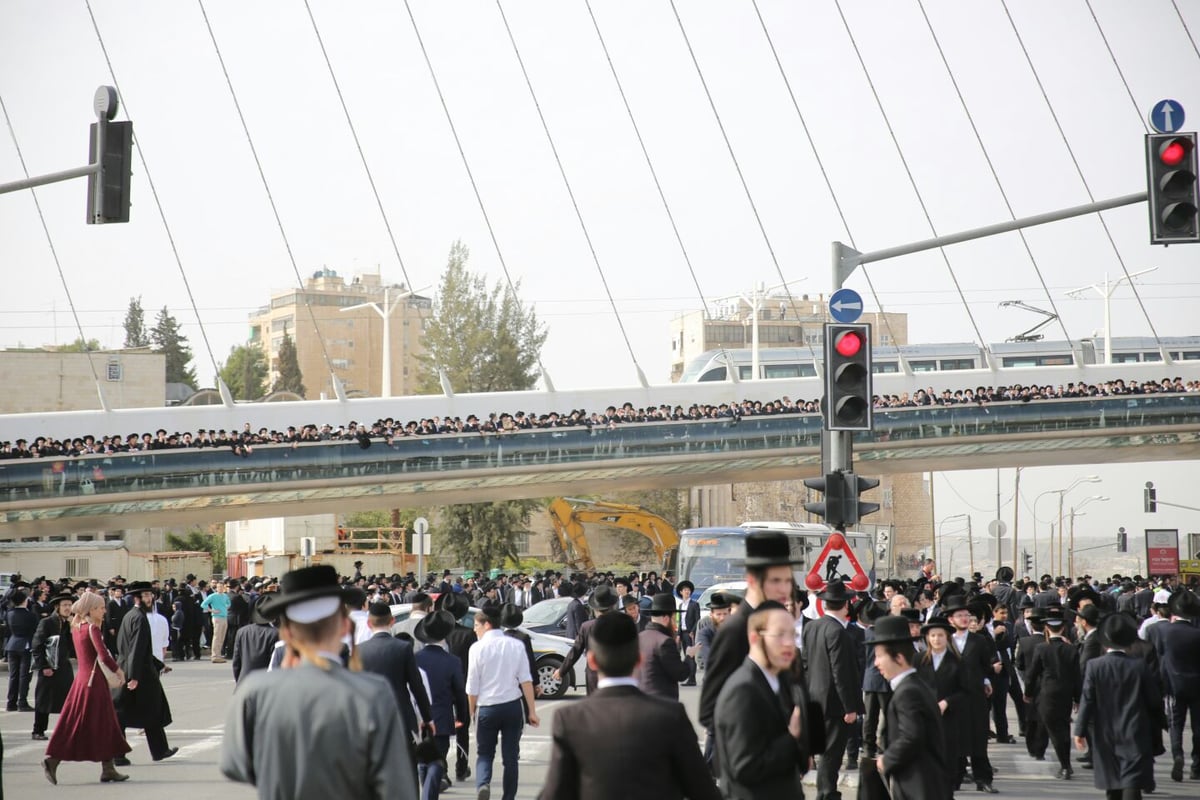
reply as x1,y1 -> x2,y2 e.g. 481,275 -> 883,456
218,343 -> 268,401
123,296 -> 150,348
150,306 -> 197,388
166,526 -> 226,567
417,241 -> 547,394
58,336 -> 102,352
273,329 -> 305,396
440,500 -> 541,573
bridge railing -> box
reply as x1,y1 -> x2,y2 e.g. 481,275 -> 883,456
1,393 -> 1197,503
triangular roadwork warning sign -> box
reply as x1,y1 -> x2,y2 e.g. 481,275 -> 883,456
805,531 -> 870,593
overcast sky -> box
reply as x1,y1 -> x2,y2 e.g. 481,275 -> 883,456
3,0 -> 1199,565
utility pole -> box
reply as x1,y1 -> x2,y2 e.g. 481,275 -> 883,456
1065,267 -> 1157,364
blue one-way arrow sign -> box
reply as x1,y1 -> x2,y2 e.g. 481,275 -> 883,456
829,288 -> 864,323
1149,99 -> 1185,134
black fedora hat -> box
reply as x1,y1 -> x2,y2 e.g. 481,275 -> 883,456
857,599 -> 890,627
942,595 -> 970,615
436,590 -> 471,619
1169,589 -> 1200,620
870,615 -> 918,646
1101,612 -> 1138,648
967,601 -> 993,623
899,608 -> 921,624
260,565 -> 365,623
744,531 -> 804,568
416,610 -> 457,644
124,581 -> 156,596
818,579 -> 853,604
706,591 -> 734,611
500,603 -> 524,629
645,593 -> 682,616
250,593 -> 276,625
589,585 -> 619,612
675,580 -> 695,595
921,615 -> 955,636
1043,606 -> 1066,628
47,592 -> 76,607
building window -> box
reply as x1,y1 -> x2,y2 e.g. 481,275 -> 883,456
65,557 -> 90,577
331,358 -> 351,370
106,359 -> 122,381
514,532 -> 530,556
48,535 -> 67,542
271,316 -> 295,333
21,536 -> 40,542
75,534 -> 95,542
104,533 -> 123,542
882,486 -> 894,509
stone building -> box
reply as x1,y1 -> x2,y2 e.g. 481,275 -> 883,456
0,348 -> 165,413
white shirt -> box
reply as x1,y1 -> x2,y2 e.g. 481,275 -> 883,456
1138,615 -> 1167,640
932,650 -> 946,671
752,659 -> 781,695
888,666 -> 917,691
597,676 -> 639,690
465,629 -> 532,706
148,609 -> 170,660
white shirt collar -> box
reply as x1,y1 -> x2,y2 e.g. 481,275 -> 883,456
751,659 -> 781,695
596,676 -> 640,690
824,610 -> 849,628
888,666 -> 917,691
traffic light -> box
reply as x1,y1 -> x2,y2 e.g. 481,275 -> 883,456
1022,549 -> 1032,574
804,471 -> 847,529
844,472 -> 880,527
1117,527 -> 1128,553
822,322 -> 873,431
1144,483 -> 1157,513
86,119 -> 132,223
1146,132 -> 1199,244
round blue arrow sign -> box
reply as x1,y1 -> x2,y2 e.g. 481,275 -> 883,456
829,288 -> 864,323
1149,99 -> 1185,134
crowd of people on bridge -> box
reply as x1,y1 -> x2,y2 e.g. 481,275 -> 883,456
3,544 -> 1199,799
1,374 -> 1196,463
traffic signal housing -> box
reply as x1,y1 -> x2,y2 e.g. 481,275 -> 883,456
1022,550 -> 1032,574
1144,484 -> 1157,513
1117,527 -> 1128,553
87,120 -> 132,224
804,472 -> 847,530
844,472 -> 880,527
822,322 -> 873,431
1146,132 -> 1199,245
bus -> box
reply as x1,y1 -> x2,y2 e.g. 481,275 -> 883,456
676,522 -> 874,593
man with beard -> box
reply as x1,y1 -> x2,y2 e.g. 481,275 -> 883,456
114,581 -> 176,765
943,595 -> 999,793
30,592 -> 75,741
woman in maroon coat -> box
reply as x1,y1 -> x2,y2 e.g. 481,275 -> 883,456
43,592 -> 132,784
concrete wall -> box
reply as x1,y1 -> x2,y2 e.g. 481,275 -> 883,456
0,350 -> 165,413
225,514 -> 337,556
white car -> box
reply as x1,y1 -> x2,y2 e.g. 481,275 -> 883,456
389,603 -> 585,699
697,581 -> 747,623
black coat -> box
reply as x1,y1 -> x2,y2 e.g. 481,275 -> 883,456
714,659 -> 809,799
357,631 -> 431,736
31,613 -> 74,714
802,615 -> 861,719
699,599 -> 753,729
637,621 -> 687,701
231,622 -> 279,683
115,607 -> 172,730
881,672 -> 953,800
559,617 -> 599,694
1152,619 -> 1200,698
1026,636 -> 1080,715
540,684 -> 720,800
1074,651 -> 1161,791
917,649 -> 969,774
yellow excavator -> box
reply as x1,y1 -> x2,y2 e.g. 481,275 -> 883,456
547,497 -> 679,572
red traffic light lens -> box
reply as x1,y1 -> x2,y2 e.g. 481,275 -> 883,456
835,331 -> 862,357
1161,140 -> 1187,167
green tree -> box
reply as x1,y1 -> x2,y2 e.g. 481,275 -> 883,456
417,241 -> 547,394
123,296 -> 150,348
150,306 -> 197,388
58,336 -> 102,352
219,343 -> 268,401
166,526 -> 226,567
441,500 -> 541,573
273,329 -> 305,396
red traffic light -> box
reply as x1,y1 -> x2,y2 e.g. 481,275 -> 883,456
1160,139 -> 1188,167
834,331 -> 862,357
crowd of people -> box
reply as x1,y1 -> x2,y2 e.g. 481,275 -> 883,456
1,375 -> 1195,462
4,551 -> 1198,799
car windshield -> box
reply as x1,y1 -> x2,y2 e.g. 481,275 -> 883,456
522,596 -> 570,626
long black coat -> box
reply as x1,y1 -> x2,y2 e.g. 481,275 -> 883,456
31,613 -> 74,714
1074,651 -> 1161,791
1026,636 -> 1080,717
637,621 -> 687,701
115,607 -> 172,730
357,630 -> 431,736
881,672 -> 953,800
699,598 -> 752,729
917,650 -> 969,783
714,659 -> 808,799
803,615 -> 861,719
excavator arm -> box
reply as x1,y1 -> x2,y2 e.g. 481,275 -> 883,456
547,497 -> 680,572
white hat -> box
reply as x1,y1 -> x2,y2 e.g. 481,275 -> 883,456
1153,589 -> 1172,605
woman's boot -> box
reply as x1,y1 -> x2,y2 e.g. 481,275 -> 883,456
101,759 -> 130,782
42,756 -> 60,785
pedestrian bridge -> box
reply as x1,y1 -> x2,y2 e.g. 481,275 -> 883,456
2,392 -> 1198,535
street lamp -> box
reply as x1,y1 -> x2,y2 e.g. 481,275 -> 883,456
1065,268 -> 1156,365
1067,496 -> 1109,577
340,285 -> 427,398
938,513 -> 972,578
1034,475 -> 1101,576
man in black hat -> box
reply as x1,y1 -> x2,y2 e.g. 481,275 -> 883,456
359,600 -> 433,758
1074,613 -> 1163,799
694,591 -> 732,669
539,612 -> 720,800
415,610 -> 469,799
221,565 -> 416,798
1025,606 -> 1080,780
114,581 -> 177,764
804,579 -> 863,800
1153,589 -> 1200,782
30,592 -> 75,740
699,531 -> 800,771
944,595 -> 1000,792
564,583 -> 589,641
621,593 -> 648,632
872,615 -> 953,799
435,591 -> 477,784
638,593 -> 688,701
231,594 -> 280,684
556,584 -> 619,695
675,581 -> 700,686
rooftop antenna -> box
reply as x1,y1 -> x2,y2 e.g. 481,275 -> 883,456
998,300 -> 1057,342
